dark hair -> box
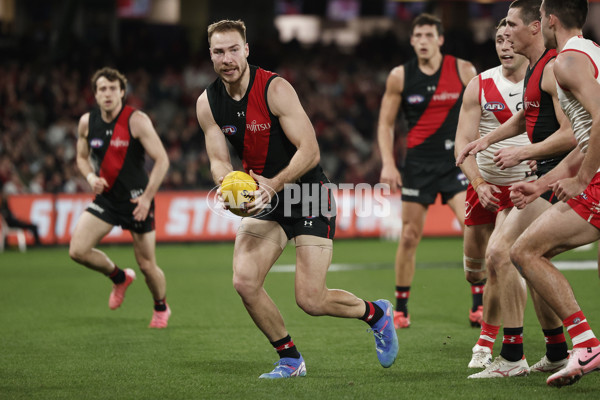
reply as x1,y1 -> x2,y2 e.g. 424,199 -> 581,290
509,0 -> 542,24
411,13 -> 443,36
207,19 -> 247,45
91,67 -> 127,94
496,17 -> 508,30
543,0 -> 588,29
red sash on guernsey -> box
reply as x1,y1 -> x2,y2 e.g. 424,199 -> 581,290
407,56 -> 464,149
479,76 -> 513,124
99,106 -> 134,191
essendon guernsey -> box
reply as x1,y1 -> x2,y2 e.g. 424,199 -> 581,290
206,65 -> 321,182
523,48 -> 564,176
87,105 -> 148,202
401,55 -> 465,162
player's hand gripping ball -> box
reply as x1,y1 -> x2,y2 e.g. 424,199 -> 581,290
220,171 -> 258,217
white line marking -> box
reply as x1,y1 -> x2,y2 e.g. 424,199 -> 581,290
272,261 -> 597,273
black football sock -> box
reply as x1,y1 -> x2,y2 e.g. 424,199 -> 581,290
395,286 -> 410,315
107,266 -> 126,284
500,327 -> 524,362
471,282 -> 484,312
271,335 -> 301,359
543,326 -> 569,361
359,300 -> 384,327
154,298 -> 167,312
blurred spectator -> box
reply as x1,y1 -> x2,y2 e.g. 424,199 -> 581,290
0,192 -> 41,245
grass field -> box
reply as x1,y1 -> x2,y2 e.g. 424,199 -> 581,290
1,237 -> 599,399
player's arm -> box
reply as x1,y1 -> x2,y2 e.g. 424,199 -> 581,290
196,91 -> 233,184
495,61 -> 576,170
376,66 -> 404,193
130,110 -> 170,220
258,76 -> 320,194
457,59 -> 477,86
510,146 -> 584,208
549,50 -> 600,200
76,113 -> 107,194
456,109 -> 526,165
455,76 -> 500,211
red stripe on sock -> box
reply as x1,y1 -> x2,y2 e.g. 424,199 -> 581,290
365,301 -> 375,322
395,291 -> 410,299
545,333 -> 566,345
275,340 -> 295,352
471,284 -> 484,294
502,334 -> 523,345
109,267 -> 120,278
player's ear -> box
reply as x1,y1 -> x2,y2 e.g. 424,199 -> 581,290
438,34 -> 444,47
245,43 -> 249,58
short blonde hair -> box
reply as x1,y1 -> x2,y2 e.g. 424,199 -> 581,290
207,19 -> 246,46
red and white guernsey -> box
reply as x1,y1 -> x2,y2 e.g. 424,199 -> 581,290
557,35 -> 600,160
477,65 -> 531,185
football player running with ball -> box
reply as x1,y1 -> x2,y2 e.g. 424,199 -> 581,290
196,19 -> 398,379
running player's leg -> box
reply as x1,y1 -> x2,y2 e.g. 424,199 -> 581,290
233,219 -> 287,341
294,235 -> 398,368
131,230 -> 169,327
393,201 -> 427,328
69,211 -> 115,273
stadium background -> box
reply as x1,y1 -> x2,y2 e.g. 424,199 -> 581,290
1,0 -> 600,245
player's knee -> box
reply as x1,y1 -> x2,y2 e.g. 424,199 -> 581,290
399,226 -> 421,250
296,296 -> 323,316
68,244 -> 87,264
509,242 -> 527,272
465,271 -> 486,284
232,272 -> 259,299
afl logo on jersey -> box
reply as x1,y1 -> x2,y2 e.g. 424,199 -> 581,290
407,94 -> 425,105
484,102 -> 506,112
90,138 -> 104,148
222,125 -> 237,136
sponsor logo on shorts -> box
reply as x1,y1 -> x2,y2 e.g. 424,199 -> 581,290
90,138 -> 104,148
484,101 -> 506,111
407,94 -> 425,105
222,125 -> 237,135
402,187 -> 420,197
465,201 -> 473,219
88,202 -> 104,214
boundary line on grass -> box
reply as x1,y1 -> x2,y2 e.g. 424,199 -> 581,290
271,260 -> 597,273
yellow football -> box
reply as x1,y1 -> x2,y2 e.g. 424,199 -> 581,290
220,171 -> 257,217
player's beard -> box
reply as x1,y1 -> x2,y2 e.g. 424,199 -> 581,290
220,60 -> 248,86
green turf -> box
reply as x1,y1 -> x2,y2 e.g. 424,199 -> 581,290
1,238 -> 599,399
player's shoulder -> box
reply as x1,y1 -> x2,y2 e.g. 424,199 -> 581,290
78,112 -> 90,136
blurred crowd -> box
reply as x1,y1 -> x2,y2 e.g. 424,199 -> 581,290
0,33 -> 411,195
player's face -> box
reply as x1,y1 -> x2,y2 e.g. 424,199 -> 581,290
496,26 -> 527,71
94,77 -> 124,113
410,25 -> 443,61
210,30 -> 249,86
504,8 -> 533,55
540,4 -> 558,49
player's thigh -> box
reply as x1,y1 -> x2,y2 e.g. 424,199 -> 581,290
494,197 -> 550,246
233,218 -> 286,283
294,235 -> 333,293
70,211 -> 113,253
131,230 -> 157,265
446,190 -> 467,225
516,202 -> 600,259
